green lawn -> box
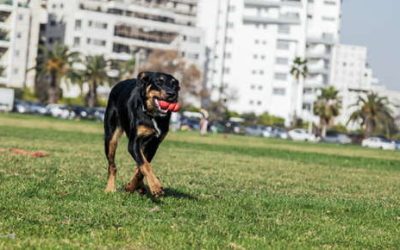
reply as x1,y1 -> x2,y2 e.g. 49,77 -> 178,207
0,113 -> 400,249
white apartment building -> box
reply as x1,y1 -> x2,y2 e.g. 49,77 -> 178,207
0,0 -> 43,89
199,0 -> 307,124
45,0 -> 205,82
301,0 -> 341,122
330,44 -> 373,126
199,0 -> 342,124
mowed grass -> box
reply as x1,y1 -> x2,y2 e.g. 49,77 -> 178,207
1,114 -> 400,249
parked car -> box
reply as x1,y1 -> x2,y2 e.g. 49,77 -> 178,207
395,140 -> 400,150
46,104 -> 71,119
288,129 -> 319,142
13,100 -> 31,114
322,131 -> 352,144
361,137 -> 396,150
245,125 -> 265,137
29,102 -> 48,115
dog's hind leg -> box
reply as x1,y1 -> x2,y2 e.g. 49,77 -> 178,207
104,109 -> 123,193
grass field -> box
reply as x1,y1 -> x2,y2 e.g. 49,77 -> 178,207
1,113 -> 400,249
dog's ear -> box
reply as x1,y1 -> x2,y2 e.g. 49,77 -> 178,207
137,72 -> 150,87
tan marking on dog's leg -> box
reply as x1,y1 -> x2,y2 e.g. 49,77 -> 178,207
140,162 -> 163,197
105,128 -> 123,193
125,168 -> 144,193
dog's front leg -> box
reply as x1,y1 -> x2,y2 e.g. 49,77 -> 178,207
126,129 -> 164,197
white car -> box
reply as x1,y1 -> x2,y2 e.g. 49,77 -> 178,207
288,129 -> 319,142
361,137 -> 396,150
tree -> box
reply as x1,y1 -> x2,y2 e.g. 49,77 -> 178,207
347,92 -> 395,137
290,57 -> 308,125
139,50 -> 205,106
82,55 -> 110,108
313,86 -> 341,138
33,43 -> 79,103
117,56 -> 136,80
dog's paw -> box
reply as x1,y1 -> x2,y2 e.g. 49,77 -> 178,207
151,187 -> 165,198
104,186 -> 117,193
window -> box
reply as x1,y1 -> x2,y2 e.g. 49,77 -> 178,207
276,57 -> 289,65
303,103 -> 311,110
224,52 -> 231,59
73,37 -> 80,46
189,36 -> 200,43
92,39 -> 106,46
324,0 -> 336,5
15,50 -> 20,57
17,32 -> 22,38
257,101 -> 262,106
13,68 -> 19,75
276,40 -> 289,50
274,73 -> 287,80
227,22 -> 234,28
18,14 -> 23,20
322,16 -> 335,22
226,37 -> 233,43
223,67 -> 230,74
273,88 -> 286,96
259,70 -> 264,75
75,19 -> 82,30
253,54 -> 258,59
255,39 -> 259,44
278,25 -> 290,34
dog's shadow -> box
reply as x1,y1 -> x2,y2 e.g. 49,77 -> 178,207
163,188 -> 197,200
143,187 -> 198,203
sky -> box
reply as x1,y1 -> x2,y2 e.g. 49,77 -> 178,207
341,0 -> 400,91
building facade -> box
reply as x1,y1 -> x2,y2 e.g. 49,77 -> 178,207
45,0 -> 205,78
330,44 -> 373,127
199,0 -> 342,124
0,0 -> 43,89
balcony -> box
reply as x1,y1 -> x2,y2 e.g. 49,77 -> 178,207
244,0 -> 302,8
306,48 -> 332,59
307,34 -> 336,45
243,13 -> 300,25
114,24 -> 179,45
0,0 -> 12,6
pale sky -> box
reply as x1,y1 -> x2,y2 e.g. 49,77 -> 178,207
341,0 -> 400,90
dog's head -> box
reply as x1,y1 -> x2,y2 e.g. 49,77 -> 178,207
138,71 -> 180,117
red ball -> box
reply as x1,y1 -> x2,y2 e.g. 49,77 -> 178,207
168,103 -> 176,111
172,103 -> 181,112
158,100 -> 170,109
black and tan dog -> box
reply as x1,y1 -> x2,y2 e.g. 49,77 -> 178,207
104,72 -> 180,197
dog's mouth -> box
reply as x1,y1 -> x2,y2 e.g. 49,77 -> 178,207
154,98 -> 180,114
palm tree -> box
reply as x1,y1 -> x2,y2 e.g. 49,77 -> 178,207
347,92 -> 395,137
290,57 -> 308,125
118,56 -> 136,80
34,43 -> 79,103
313,86 -> 341,138
82,55 -> 110,108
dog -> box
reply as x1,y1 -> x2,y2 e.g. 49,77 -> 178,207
103,71 -> 180,197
